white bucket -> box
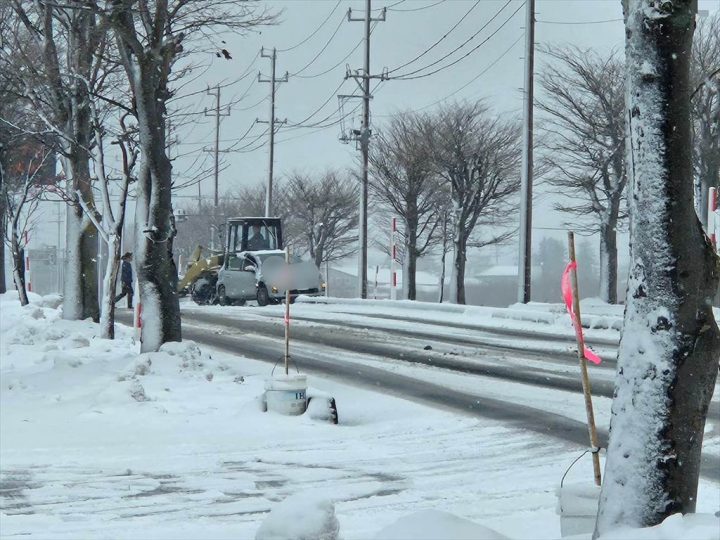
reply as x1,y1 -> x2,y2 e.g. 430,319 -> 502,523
265,374 -> 308,416
557,482 -> 600,537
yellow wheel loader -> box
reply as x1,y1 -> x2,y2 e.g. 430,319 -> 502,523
178,217 -> 323,306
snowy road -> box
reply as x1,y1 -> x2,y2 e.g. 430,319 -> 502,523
119,304 -> 720,481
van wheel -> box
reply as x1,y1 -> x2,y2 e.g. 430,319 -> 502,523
218,285 -> 229,306
257,285 -> 270,307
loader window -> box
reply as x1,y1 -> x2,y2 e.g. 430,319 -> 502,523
244,222 -> 281,251
227,256 -> 242,271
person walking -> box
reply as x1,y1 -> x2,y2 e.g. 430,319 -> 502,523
114,252 -> 134,309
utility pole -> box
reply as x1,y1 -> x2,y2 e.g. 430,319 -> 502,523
517,0 -> 535,304
258,47 -> 288,217
204,85 -> 231,208
203,85 -> 231,250
346,0 -> 386,299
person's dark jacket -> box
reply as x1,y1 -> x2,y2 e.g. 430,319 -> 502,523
121,260 -> 133,285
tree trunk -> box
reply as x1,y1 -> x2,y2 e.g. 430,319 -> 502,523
0,195 -> 6,295
11,236 -> 27,306
438,214 -> 448,303
62,151 -> 99,322
407,249 -> 417,301
314,237 -> 324,269
405,222 -> 418,301
437,251 -> 446,303
100,234 -> 121,340
596,0 -> 720,534
450,221 -> 467,305
133,65 -> 181,352
599,217 -> 618,304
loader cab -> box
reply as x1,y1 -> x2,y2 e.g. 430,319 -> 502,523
225,217 -> 283,259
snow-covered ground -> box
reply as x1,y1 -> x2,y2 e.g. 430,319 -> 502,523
1,293 -> 718,539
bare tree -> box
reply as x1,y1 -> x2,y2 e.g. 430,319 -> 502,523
370,113 -> 442,300
103,0 -> 275,352
595,0 -> 720,534
4,1 -> 109,321
691,12 -> 720,228
1,146 -> 51,305
77,109 -> 137,339
426,102 -> 521,304
284,170 -> 358,268
537,47 -> 627,303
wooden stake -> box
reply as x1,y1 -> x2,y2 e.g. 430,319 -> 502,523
568,231 -> 602,486
284,246 -> 291,376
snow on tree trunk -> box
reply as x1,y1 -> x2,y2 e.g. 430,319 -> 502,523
599,218 -> 618,304
11,240 -> 27,306
61,155 -> 99,322
595,0 -> 720,534
100,234 -> 121,340
0,195 -> 6,295
116,47 -> 182,353
134,160 -> 181,353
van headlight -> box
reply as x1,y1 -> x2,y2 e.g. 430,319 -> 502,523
321,282 -> 326,290
271,286 -> 278,293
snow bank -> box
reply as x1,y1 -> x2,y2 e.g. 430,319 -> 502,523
374,509 -> 508,540
255,492 -> 340,540
297,296 -> 624,335
599,513 -> 720,540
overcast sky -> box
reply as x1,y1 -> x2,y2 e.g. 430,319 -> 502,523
28,0 -> 720,268
168,0 -> 716,244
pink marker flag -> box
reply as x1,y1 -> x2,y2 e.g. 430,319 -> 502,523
562,261 -> 602,365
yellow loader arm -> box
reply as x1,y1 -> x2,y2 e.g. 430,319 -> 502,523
177,246 -> 223,293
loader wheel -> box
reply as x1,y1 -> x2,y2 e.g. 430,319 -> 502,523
218,285 -> 229,306
257,285 -> 270,307
191,277 -> 217,305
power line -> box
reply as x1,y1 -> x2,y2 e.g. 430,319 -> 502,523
276,82 -> 384,144
389,0 -> 446,12
296,22 -> 378,80
387,0 -> 481,75
228,126 -> 270,152
278,0 -> 343,52
537,18 -> 622,25
391,0 -> 514,79
234,95 -> 268,112
392,1 -> 525,81
383,32 -> 523,115
170,51 -> 261,102
289,16 -> 346,77
220,121 -> 258,151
